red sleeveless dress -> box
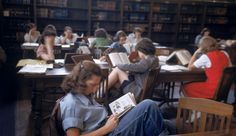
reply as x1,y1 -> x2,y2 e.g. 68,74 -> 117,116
183,50 -> 230,98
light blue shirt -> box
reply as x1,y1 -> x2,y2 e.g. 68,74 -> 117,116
60,92 -> 108,134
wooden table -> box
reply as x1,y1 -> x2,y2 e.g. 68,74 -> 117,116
19,65 -> 206,136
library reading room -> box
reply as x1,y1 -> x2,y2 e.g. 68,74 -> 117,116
1,0 -> 236,136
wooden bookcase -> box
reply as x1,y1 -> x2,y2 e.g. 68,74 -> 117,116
1,0 -> 236,63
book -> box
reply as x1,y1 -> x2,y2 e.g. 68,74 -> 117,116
16,59 -> 46,67
77,46 -> 91,54
161,64 -> 189,72
107,52 -> 130,67
18,64 -> 53,74
109,92 -> 136,118
166,49 -> 192,66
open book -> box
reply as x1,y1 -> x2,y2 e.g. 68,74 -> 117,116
22,43 -> 39,47
109,92 -> 136,118
166,49 -> 192,66
107,52 -> 130,67
16,59 -> 46,67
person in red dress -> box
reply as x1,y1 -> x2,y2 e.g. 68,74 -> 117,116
183,36 -> 232,98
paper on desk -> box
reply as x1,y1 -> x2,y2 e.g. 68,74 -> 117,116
16,59 -> 46,67
22,43 -> 39,47
161,65 -> 189,72
61,44 -> 70,48
18,64 -> 53,74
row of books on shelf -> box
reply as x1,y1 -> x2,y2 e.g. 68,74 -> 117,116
124,3 -> 150,12
3,8 -> 31,17
92,22 -> 118,31
181,6 -> 204,14
124,13 -> 148,21
179,25 -> 200,33
180,16 -> 200,24
152,14 -> 176,23
37,0 -> 67,7
92,12 -> 120,21
153,4 -> 177,13
3,20 -> 29,30
92,1 -> 117,11
207,7 -> 227,15
177,34 -> 195,42
153,24 -> 175,33
3,0 -> 31,4
206,17 -> 228,24
124,23 -> 148,32
37,8 -> 68,18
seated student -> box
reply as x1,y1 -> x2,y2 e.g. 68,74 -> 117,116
60,60 -> 167,136
90,28 -> 112,48
59,26 -> 78,44
24,23 -> 40,43
107,38 -> 159,99
126,27 -> 143,45
183,36 -> 232,98
194,28 -> 210,45
36,29 -> 56,61
44,24 -> 60,44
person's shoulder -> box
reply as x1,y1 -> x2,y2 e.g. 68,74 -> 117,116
60,93 -> 77,108
110,42 -> 118,48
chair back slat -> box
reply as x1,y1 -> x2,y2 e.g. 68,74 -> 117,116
139,67 -> 161,101
214,66 -> 236,102
176,97 -> 233,134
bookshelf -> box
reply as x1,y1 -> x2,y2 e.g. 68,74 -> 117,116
122,0 -> 151,37
90,0 -> 121,35
2,0 -> 33,63
1,0 -> 236,64
36,0 -> 89,36
151,2 -> 178,46
177,2 -> 205,47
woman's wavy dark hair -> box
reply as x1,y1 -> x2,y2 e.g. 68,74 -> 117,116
94,28 -> 108,38
135,38 -> 156,55
38,29 -> 56,45
113,30 -> 127,42
61,60 -> 102,93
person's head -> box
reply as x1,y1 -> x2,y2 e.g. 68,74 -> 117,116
199,36 -> 218,53
44,24 -> 57,35
61,61 -> 103,95
135,38 -> 156,59
113,30 -> 127,45
63,26 -> 73,38
94,28 -> 108,38
26,23 -> 37,33
39,29 -> 56,45
133,27 -> 143,38
200,28 -> 210,36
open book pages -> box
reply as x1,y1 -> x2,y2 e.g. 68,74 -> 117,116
78,46 -> 91,54
158,56 -> 169,65
167,49 -> 192,66
108,52 -> 130,67
93,59 -> 108,65
176,50 -> 192,66
22,43 -> 39,47
18,64 -> 53,74
161,64 -> 189,72
16,59 -> 46,67
109,92 -> 136,118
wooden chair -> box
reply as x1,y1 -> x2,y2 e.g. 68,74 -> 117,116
176,97 -> 233,134
139,67 -> 161,102
93,68 -> 109,106
182,66 -> 236,103
71,54 -> 94,64
214,66 -> 236,102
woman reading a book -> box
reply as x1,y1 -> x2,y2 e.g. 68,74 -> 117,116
107,38 -> 159,99
60,60 -> 168,136
183,36 -> 232,98
36,29 -> 56,61
59,26 -> 78,44
24,23 -> 41,43
90,28 -> 112,48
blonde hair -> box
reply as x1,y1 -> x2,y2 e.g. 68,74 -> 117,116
199,36 -> 218,53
